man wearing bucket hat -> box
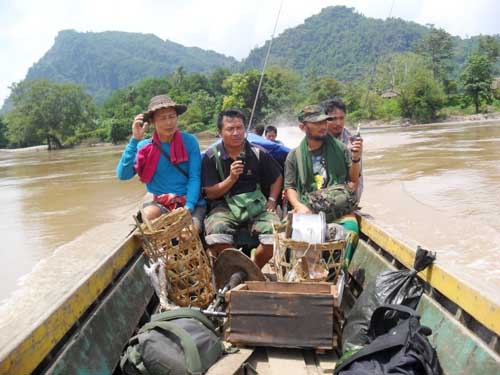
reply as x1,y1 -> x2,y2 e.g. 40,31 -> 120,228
116,95 -> 204,229
284,105 -> 362,260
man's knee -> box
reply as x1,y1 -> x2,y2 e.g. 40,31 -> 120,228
204,209 -> 237,246
251,211 -> 280,244
143,204 -> 162,220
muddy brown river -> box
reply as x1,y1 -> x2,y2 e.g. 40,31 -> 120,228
0,120 -> 499,304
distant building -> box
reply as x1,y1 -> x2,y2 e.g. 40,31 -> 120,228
381,89 -> 400,98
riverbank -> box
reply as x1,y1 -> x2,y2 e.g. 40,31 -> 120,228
352,111 -> 500,129
2,112 -> 500,152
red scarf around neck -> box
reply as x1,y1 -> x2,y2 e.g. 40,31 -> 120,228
134,130 -> 188,183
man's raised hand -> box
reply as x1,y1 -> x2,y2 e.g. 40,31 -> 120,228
132,114 -> 148,141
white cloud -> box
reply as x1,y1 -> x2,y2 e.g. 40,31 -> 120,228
0,0 -> 499,106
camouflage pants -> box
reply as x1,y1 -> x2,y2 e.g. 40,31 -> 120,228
204,206 -> 280,246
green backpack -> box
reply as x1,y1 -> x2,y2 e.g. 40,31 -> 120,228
120,308 -> 224,375
211,145 -> 267,223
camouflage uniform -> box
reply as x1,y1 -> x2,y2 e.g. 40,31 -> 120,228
202,141 -> 282,246
204,206 -> 280,246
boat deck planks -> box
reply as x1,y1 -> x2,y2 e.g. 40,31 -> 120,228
266,348 -> 310,375
224,347 -> 335,375
315,350 -> 338,374
302,350 -> 322,375
247,348 -> 271,375
206,347 -> 254,375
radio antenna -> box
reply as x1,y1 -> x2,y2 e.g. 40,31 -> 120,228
246,0 -> 284,133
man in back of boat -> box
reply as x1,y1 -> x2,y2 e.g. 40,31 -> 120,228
284,104 -> 362,237
202,109 -> 283,269
264,125 -> 284,145
116,95 -> 205,230
321,98 -> 364,200
251,124 -> 265,136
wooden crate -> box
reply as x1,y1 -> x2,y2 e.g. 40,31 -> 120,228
225,281 -> 342,350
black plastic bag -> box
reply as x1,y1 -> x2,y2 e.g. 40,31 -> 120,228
342,246 -> 436,352
336,304 -> 443,375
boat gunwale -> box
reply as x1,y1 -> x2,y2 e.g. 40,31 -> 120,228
1,214 -> 499,373
0,234 -> 141,375
357,214 -> 500,339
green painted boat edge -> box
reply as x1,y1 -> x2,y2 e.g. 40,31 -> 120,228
0,234 -> 142,375
44,254 -> 154,375
349,239 -> 500,375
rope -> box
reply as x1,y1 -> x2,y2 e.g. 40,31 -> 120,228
246,0 -> 284,132
361,0 -> 397,113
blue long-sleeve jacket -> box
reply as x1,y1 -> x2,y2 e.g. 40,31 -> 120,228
116,133 -> 201,211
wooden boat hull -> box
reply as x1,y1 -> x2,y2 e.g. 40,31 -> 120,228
0,216 -> 498,374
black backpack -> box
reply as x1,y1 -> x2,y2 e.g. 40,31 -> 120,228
120,308 -> 224,375
335,304 -> 443,375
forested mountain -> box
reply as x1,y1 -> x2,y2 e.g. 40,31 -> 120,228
242,6 -> 427,80
23,30 -> 237,103
3,6 -> 499,115
242,6 -> 500,80
3,7 -> 500,147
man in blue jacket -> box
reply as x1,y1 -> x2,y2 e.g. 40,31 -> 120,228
116,95 -> 204,230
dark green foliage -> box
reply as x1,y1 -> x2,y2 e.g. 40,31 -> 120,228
222,66 -> 301,125
5,79 -> 96,148
108,120 -> 130,145
3,6 -> 500,148
461,53 -> 494,113
243,6 -> 428,80
0,116 -> 8,148
306,76 -> 343,104
399,68 -> 446,122
414,26 -> 454,90
477,36 -> 500,66
22,30 -> 237,103
243,6 -> 500,85
451,35 -> 500,77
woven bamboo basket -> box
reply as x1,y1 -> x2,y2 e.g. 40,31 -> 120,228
139,208 -> 214,308
273,222 -> 347,282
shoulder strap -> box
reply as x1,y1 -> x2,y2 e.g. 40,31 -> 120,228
212,145 -> 226,182
151,307 -> 216,333
152,141 -> 188,178
139,320 -> 204,374
120,334 -> 152,375
249,144 -> 260,160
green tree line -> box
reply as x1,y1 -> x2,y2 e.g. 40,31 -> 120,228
1,33 -> 499,149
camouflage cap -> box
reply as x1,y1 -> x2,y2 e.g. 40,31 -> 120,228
143,95 -> 187,122
298,104 -> 333,123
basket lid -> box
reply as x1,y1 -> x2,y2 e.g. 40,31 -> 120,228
214,249 -> 266,290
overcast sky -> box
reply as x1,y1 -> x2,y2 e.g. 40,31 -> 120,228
1,0 -> 499,106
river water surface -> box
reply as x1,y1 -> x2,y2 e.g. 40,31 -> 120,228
0,121 -> 499,304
